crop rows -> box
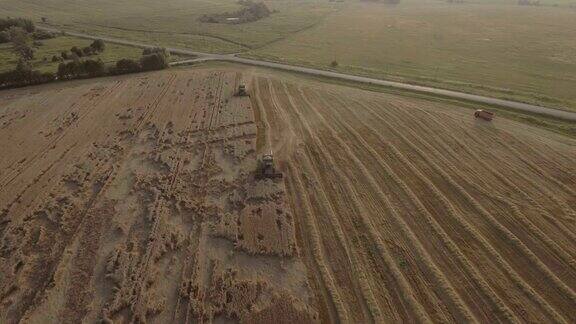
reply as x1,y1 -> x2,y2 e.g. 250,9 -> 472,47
254,76 -> 576,323
0,69 -> 574,323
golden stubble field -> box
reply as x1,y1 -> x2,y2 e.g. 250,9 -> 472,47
0,68 -> 575,323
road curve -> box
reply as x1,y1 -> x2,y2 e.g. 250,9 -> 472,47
39,26 -> 576,121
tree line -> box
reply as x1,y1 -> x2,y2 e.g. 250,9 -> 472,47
0,18 -> 35,34
0,60 -> 55,88
57,47 -> 170,79
52,39 -> 106,63
0,18 -> 55,44
0,45 -> 170,89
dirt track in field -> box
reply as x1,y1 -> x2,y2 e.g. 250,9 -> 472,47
0,68 -> 575,324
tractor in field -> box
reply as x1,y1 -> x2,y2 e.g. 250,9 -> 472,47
236,84 -> 249,97
256,153 -> 283,180
474,109 -> 494,121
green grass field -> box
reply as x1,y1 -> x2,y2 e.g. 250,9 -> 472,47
0,35 -> 190,74
1,0 -> 575,111
0,36 -> 143,73
246,0 -> 576,111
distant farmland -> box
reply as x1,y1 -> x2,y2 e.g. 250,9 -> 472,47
1,0 -> 575,110
0,0 -> 337,52
247,1 -> 576,112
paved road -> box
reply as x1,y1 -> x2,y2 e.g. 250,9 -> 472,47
40,26 -> 576,121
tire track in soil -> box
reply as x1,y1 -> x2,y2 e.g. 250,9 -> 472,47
129,73 -> 216,322
173,73 -> 220,323
168,73 -> 212,323
268,79 -> 387,323
176,72 -> 231,323
82,73 -> 199,323
1,77 -> 163,323
54,73 -> 180,322
264,78 -> 363,323
254,78 -> 345,323
83,72 -> 196,322
3,76 -> 159,317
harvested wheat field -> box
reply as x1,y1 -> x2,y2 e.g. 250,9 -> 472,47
1,68 -> 576,324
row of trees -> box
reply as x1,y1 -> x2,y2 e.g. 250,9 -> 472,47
1,51 -> 170,89
0,18 -> 35,33
112,50 -> 170,74
57,59 -> 106,79
0,60 -> 55,88
56,50 -> 170,80
54,39 -> 107,62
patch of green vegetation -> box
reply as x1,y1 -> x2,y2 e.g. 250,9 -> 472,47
0,35 -> 143,73
397,258 -> 408,268
199,0 -> 273,24
0,35 -> 188,74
